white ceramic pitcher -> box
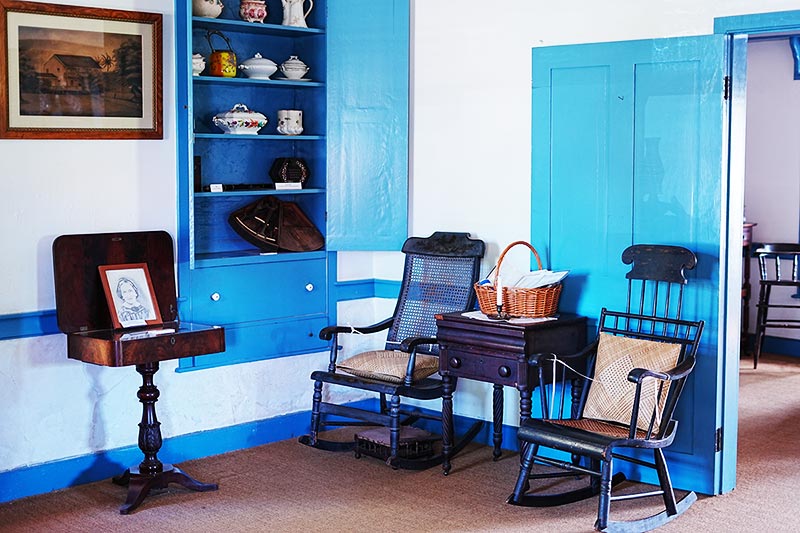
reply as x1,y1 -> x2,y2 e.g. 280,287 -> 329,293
281,0 -> 313,28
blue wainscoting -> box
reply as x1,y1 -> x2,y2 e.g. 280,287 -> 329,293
0,279 -> 401,342
0,310 -> 59,340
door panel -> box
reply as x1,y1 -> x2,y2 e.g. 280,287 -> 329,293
326,0 -> 409,250
532,35 -> 726,495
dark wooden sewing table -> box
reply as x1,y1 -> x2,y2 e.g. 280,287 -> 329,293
436,311 -> 587,474
53,231 -> 225,514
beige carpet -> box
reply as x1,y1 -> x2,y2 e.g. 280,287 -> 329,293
1,353 -> 798,532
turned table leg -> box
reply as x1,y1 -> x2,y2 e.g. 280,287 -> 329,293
113,361 -> 217,514
441,375 -> 455,475
492,383 -> 504,460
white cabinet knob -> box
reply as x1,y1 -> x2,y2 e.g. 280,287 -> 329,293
210,292 -> 221,301
305,283 -> 314,292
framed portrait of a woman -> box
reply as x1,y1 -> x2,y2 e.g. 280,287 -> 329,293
98,263 -> 162,329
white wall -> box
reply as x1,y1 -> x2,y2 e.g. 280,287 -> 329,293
411,0 -> 800,421
4,0 -> 800,476
744,39 -> 800,338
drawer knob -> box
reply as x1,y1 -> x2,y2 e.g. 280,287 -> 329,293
449,357 -> 462,369
498,365 -> 511,378
305,283 -> 314,292
170,336 -> 177,346
210,292 -> 221,302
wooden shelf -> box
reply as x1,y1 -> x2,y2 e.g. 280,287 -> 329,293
194,188 -> 324,198
193,76 -> 323,88
194,249 -> 326,268
193,133 -> 324,140
192,17 -> 324,36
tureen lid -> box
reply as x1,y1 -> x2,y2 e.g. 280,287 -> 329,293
214,103 -> 267,122
240,52 -> 276,68
281,55 -> 308,69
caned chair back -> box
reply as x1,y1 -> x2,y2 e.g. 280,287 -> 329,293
385,233 -> 485,355
536,309 -> 703,441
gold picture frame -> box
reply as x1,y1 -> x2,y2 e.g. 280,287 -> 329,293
0,0 -> 162,139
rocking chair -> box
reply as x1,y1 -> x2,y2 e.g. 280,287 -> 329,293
507,309 -> 704,532
298,231 -> 485,469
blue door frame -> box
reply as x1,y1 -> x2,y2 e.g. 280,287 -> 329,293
715,8 -> 800,495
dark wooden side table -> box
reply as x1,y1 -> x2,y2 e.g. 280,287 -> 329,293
436,311 -> 587,474
53,231 -> 225,514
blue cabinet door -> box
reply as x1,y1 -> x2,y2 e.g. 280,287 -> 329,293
326,0 -> 409,251
532,35 -> 727,495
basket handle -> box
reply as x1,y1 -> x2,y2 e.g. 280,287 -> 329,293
492,241 -> 544,285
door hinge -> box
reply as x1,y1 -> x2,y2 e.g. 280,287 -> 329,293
715,427 -> 723,452
723,76 -> 731,100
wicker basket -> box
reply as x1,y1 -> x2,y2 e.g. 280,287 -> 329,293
475,241 -> 562,318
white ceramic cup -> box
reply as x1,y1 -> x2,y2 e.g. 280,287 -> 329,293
277,109 -> 303,135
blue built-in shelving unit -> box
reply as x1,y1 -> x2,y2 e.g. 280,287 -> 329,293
175,0 -> 409,370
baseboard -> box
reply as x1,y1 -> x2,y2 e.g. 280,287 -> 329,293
761,335 -> 800,357
740,333 -> 800,358
0,409 -> 309,504
0,399 -> 505,505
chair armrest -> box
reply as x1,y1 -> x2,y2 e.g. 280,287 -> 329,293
400,336 -> 437,352
626,356 -> 696,439
529,338 -> 599,367
627,355 -> 696,384
398,336 -> 439,386
319,317 -> 394,340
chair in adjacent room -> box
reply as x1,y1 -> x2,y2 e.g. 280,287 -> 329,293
752,243 -> 800,369
507,309 -> 704,532
298,231 -> 485,469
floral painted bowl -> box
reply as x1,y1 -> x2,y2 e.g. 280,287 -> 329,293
212,103 -> 268,134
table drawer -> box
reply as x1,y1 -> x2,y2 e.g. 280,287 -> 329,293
68,324 -> 225,367
441,349 -> 524,388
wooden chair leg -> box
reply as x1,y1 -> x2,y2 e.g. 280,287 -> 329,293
594,459 -> 613,532
655,448 -> 678,515
753,285 -> 769,369
388,394 -> 401,468
309,380 -> 323,445
508,439 -> 537,504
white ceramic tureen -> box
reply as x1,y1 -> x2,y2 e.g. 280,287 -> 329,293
212,103 -> 268,134
238,53 -> 278,79
280,55 -> 309,79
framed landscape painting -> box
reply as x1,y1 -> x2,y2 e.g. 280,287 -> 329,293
0,1 -> 162,139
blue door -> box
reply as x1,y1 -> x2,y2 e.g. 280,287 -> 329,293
532,35 -> 727,495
